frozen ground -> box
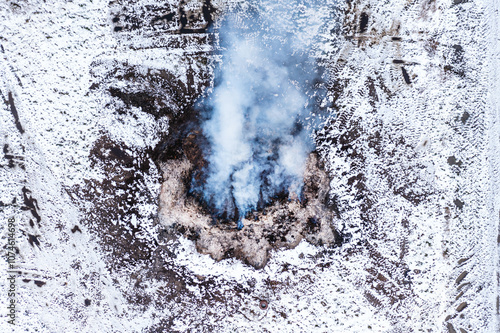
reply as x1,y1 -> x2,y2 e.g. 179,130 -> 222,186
0,0 -> 499,332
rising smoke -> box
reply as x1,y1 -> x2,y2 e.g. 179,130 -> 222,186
192,0 -> 328,229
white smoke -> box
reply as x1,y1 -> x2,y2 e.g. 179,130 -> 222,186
194,0 -> 328,228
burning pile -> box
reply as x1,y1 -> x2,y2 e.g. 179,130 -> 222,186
159,148 -> 341,268
158,0 -> 342,268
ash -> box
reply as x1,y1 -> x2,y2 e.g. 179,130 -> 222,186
159,150 -> 342,268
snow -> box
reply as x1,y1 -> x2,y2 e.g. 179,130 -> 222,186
0,0 -> 499,332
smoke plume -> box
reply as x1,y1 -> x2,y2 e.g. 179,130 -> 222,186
192,0 -> 327,228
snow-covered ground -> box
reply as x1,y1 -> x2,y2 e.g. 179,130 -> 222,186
0,0 -> 499,332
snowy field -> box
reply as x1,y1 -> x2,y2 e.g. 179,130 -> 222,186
0,0 -> 499,332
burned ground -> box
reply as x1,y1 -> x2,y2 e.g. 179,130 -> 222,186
79,0 -> 427,320
159,148 -> 342,268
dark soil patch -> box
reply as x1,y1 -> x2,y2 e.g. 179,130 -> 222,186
6,92 -> 24,134
359,12 -> 369,33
